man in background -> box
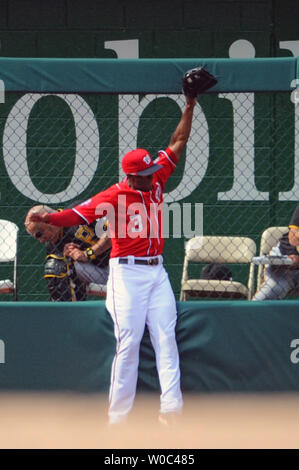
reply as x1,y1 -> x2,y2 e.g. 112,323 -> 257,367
25,205 -> 111,301
253,204 -> 299,300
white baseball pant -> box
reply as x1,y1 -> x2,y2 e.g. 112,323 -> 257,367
106,256 -> 183,424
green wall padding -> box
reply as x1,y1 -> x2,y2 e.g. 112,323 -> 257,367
0,301 -> 299,393
0,57 -> 296,92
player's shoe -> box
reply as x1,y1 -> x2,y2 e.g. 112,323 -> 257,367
158,411 -> 181,427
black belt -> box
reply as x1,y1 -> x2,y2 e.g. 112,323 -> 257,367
119,257 -> 160,266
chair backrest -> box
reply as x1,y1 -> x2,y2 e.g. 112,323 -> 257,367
181,235 -> 256,300
0,220 -> 19,262
257,226 -> 288,291
0,219 -> 19,301
259,226 -> 288,256
185,236 -> 256,263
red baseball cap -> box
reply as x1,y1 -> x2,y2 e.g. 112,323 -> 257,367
122,149 -> 163,176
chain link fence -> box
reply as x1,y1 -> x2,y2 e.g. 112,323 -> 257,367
0,89 -> 297,301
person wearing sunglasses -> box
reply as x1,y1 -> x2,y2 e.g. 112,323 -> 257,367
25,204 -> 112,301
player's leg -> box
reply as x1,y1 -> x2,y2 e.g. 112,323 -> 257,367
253,266 -> 295,300
74,261 -> 109,285
105,262 -> 152,424
45,276 -> 74,301
146,265 -> 183,415
44,257 -> 83,301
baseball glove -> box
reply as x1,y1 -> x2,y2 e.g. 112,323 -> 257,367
182,67 -> 217,98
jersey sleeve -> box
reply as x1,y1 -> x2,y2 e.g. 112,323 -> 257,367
72,186 -> 117,225
289,204 -> 299,229
153,147 -> 179,190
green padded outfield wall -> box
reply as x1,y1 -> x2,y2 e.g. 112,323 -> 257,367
0,301 -> 299,392
0,0 -> 298,301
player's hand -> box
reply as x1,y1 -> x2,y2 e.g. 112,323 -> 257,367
64,245 -> 88,262
63,242 -> 80,256
28,212 -> 50,223
63,243 -> 87,261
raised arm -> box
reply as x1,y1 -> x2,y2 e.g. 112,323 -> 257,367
168,96 -> 197,160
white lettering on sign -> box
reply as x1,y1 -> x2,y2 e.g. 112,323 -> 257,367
0,38 -> 298,204
0,339 -> 5,364
0,79 -> 5,104
217,92 -> 269,201
2,93 -> 99,204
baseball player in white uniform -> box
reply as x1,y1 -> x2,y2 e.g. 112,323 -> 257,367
29,94 -> 197,425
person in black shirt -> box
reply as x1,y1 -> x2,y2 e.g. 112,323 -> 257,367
253,205 -> 299,300
25,205 -> 111,301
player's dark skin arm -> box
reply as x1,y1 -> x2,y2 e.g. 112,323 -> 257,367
127,97 -> 197,193
168,96 -> 197,160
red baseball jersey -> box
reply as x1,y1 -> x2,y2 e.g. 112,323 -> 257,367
72,147 -> 178,258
